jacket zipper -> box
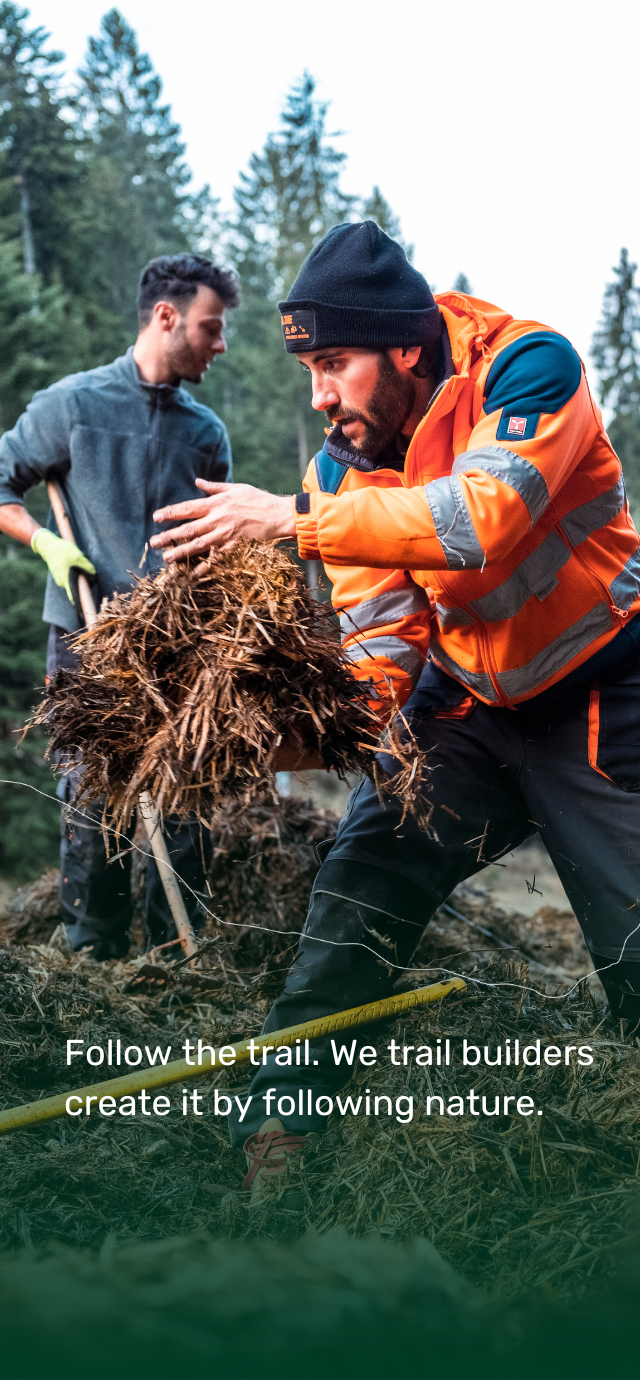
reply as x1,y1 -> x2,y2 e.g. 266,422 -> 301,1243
554,523 -> 629,629
414,309 -> 507,703
423,373 -> 453,417
436,571 -> 512,708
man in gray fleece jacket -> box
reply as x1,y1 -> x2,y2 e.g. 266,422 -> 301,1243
0,252 -> 239,960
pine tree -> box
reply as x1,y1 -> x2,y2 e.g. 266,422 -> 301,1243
203,78 -> 410,491
0,4 -> 84,285
203,74 -> 358,492
0,4 -> 123,376
0,151 -> 76,880
233,71 -> 355,297
0,9 -> 219,879
453,272 -> 472,294
0,156 -> 76,431
361,186 -> 413,261
592,248 -> 640,515
76,8 -> 215,340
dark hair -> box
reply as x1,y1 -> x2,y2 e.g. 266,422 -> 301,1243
137,254 -> 240,325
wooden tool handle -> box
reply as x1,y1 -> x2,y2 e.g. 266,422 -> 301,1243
138,792 -> 199,960
46,480 -> 98,628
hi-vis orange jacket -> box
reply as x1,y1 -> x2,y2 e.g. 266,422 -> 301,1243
294,292 -> 640,711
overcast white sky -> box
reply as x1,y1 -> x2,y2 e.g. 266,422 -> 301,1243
25,0 -> 640,380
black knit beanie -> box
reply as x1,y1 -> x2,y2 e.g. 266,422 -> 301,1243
279,221 -> 440,353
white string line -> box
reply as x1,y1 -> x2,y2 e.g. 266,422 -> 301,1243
0,778 -> 331,949
2,777 -> 639,1006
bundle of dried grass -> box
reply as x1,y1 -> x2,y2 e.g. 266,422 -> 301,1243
30,542 -> 430,838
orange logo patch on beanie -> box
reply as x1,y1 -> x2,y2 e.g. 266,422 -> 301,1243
281,309 -> 316,347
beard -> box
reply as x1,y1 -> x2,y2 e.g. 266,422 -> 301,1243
326,353 -> 417,455
164,323 -> 206,384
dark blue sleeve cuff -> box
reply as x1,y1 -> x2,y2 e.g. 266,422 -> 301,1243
295,492 -> 311,514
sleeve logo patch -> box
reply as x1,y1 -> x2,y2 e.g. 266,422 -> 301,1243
496,411 -> 540,441
281,308 -> 316,347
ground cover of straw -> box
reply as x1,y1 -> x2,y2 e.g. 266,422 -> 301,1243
0,806 -> 637,1305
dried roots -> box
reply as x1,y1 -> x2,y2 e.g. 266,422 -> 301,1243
30,542 -> 431,837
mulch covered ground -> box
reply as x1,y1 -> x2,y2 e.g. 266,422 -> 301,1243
0,794 -> 637,1306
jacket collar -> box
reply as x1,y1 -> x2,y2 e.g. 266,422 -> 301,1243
434,292 -> 514,377
323,296 -> 517,479
323,315 -> 455,475
324,425 -> 406,474
120,346 -> 182,408
404,293 -> 515,478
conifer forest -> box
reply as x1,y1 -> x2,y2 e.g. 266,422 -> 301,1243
0,3 -> 639,881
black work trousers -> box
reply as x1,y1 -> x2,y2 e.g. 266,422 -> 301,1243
58,773 -> 212,952
229,652 -> 640,1144
48,625 -> 211,953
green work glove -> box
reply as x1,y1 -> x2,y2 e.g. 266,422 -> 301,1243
31,528 -> 96,604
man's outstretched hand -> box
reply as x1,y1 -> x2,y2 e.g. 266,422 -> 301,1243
150,480 -> 296,570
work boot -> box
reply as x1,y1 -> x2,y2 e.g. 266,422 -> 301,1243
591,951 -> 640,1030
242,1121 -> 308,1201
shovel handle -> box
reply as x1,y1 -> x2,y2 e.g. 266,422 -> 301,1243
46,480 -> 98,628
138,792 -> 199,961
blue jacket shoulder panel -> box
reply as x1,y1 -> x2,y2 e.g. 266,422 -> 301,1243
483,331 -> 582,417
314,444 -> 348,494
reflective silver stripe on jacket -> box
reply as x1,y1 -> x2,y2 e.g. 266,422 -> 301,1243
468,530 -> 571,624
424,475 -> 484,571
452,446 -> 549,524
434,477 -> 626,629
497,603 -> 614,699
560,477 -> 625,546
339,583 -> 431,639
433,603 -> 613,702
435,531 -> 570,629
435,603 -> 474,630
345,635 -> 423,684
429,638 -> 498,702
610,545 -> 640,611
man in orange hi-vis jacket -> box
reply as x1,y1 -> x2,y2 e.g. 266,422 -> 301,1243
151,222 -> 640,1184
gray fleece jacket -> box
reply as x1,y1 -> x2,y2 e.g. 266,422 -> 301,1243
0,347 -> 232,631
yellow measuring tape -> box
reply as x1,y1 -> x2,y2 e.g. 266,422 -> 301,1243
0,978 -> 465,1135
